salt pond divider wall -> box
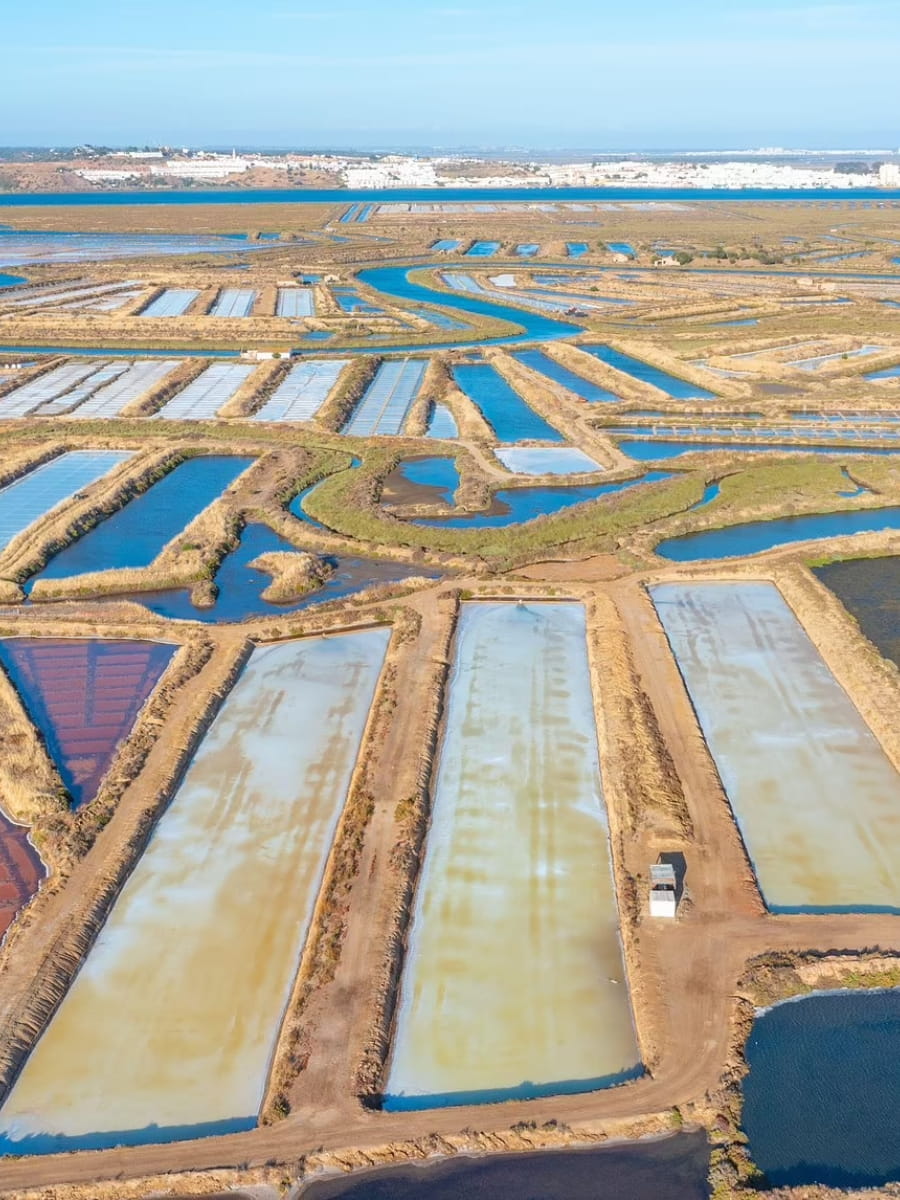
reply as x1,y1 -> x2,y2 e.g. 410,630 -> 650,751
0,629 -> 391,1154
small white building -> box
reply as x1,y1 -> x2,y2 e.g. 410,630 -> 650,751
649,863 -> 678,918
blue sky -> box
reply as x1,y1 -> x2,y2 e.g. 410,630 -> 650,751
2,0 -> 897,148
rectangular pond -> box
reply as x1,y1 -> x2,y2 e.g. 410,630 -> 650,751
0,360 -> 121,418
208,288 -> 257,318
0,450 -> 134,553
140,289 -> 200,317
813,556 -> 900,671
451,362 -> 564,442
31,455 -> 254,582
385,602 -> 640,1109
651,582 -> 900,912
465,241 -> 502,257
276,287 -> 315,318
579,346 -> 717,401
495,446 -> 602,475
65,359 -> 184,419
0,629 -> 391,1153
154,363 -> 256,419
253,359 -> 349,421
343,359 -> 426,436
0,638 -> 175,808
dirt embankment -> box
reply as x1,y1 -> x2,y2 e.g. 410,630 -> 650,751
353,591 -> 459,1103
218,358 -> 289,419
404,355 -> 450,438
316,357 -> 381,432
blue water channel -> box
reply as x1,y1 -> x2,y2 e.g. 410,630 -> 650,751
451,362 -> 564,442
742,991 -> 900,1189
615,439 -> 900,462
2,186 -> 900,206
581,345 -> 718,400
513,348 -> 622,402
120,523 -> 440,623
356,266 -> 582,349
29,456 -> 254,585
412,470 -> 674,529
655,505 -> 900,562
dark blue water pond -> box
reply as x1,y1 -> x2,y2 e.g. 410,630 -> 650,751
814,556 -> 900,669
300,1132 -> 710,1200
30,456 -> 254,584
580,346 -> 717,400
656,505 -> 900,562
566,242 -> 589,257
451,363 -> 563,442
0,273 -> 25,288
117,523 -> 440,622
743,990 -> 900,1188
413,470 -> 673,529
513,349 -> 622,402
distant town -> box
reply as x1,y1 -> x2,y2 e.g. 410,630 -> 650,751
1,145 -> 900,191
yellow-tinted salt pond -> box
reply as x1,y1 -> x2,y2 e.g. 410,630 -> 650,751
384,602 -> 641,1110
0,630 -> 389,1154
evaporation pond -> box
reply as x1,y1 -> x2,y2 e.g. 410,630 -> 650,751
512,349 -> 622,402
651,582 -> 900,912
580,346 -> 717,400
0,630 -> 390,1154
451,363 -> 563,442
0,639 -> 174,808
300,1131 -> 711,1200
384,602 -> 641,1110
743,990 -> 900,1189
495,447 -> 602,475
32,456 -> 254,581
814,556 -> 900,670
0,450 -> 134,552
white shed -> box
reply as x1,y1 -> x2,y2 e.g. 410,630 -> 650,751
649,862 -> 677,918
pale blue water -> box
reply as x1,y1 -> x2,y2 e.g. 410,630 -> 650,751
515,243 -> 539,257
465,241 -> 502,257
606,242 -> 635,256
866,363 -> 900,380
413,470 -> 673,528
426,403 -> 459,439
512,349 -> 622,402
430,239 -> 461,252
566,242 -> 589,257
451,362 -> 564,442
743,991 -> 900,1188
581,346 -> 717,400
713,318 -> 759,327
121,523 -> 440,622
31,456 -> 254,583
656,505 -> 900,561
0,344 -> 238,359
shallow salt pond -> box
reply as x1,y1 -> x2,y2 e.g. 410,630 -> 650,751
494,446 -> 603,475
0,630 -> 390,1153
451,363 -> 564,442
384,602 -> 641,1109
652,582 -> 900,912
